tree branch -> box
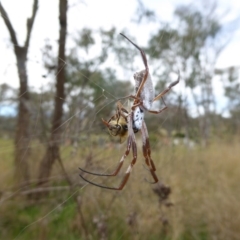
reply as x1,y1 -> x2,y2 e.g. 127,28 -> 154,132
0,2 -> 18,46
0,0 -> 38,50
25,0 -> 38,49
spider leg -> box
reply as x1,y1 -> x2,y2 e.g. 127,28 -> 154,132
79,137 -> 137,190
120,33 -> 148,68
141,121 -> 158,184
79,112 -> 137,190
79,132 -> 132,177
79,111 -> 132,178
147,98 -> 167,114
147,72 -> 180,114
153,71 -> 180,102
133,69 -> 148,102
116,101 -> 128,115
101,118 -> 110,128
120,33 -> 149,102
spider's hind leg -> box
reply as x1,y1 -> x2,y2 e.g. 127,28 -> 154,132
79,134 -> 137,190
79,132 -> 133,177
141,121 -> 159,184
79,112 -> 137,190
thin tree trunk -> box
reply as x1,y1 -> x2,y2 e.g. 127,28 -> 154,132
0,1 -> 38,187
37,0 -> 67,186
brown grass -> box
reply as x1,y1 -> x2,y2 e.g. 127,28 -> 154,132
0,137 -> 240,239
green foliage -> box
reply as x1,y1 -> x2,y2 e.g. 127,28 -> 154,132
224,67 -> 240,108
132,0 -> 156,24
147,28 -> 179,57
145,3 -> 231,144
76,28 -> 95,53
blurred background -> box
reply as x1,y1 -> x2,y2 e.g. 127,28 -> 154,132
0,0 -> 240,239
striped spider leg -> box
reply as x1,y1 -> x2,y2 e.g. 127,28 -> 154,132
79,110 -> 137,190
79,33 -> 180,190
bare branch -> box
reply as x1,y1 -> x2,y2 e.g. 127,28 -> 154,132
0,2 -> 18,46
0,0 -> 38,50
25,0 -> 38,49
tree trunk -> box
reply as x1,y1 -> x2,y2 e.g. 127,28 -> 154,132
0,1 -> 38,187
37,0 -> 67,186
14,47 -> 31,186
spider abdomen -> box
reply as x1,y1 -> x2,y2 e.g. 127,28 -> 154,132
133,106 -> 144,131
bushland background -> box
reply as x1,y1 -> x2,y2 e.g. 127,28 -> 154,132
0,0 -> 240,239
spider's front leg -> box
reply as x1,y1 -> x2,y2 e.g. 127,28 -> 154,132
147,98 -> 168,115
153,71 -> 180,103
146,72 -> 180,114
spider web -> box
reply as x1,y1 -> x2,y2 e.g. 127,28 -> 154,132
1,1 -> 239,239
0,3 -> 182,240
1,47 -> 175,240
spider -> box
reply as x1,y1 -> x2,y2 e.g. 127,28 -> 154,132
79,33 -> 180,190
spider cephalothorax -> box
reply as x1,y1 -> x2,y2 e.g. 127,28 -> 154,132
79,33 -> 180,190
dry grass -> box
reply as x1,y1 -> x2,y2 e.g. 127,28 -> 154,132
0,137 -> 240,239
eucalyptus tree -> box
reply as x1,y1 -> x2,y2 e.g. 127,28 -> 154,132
147,3 -> 227,145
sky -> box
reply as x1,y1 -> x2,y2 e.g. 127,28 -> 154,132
0,0 -> 240,116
